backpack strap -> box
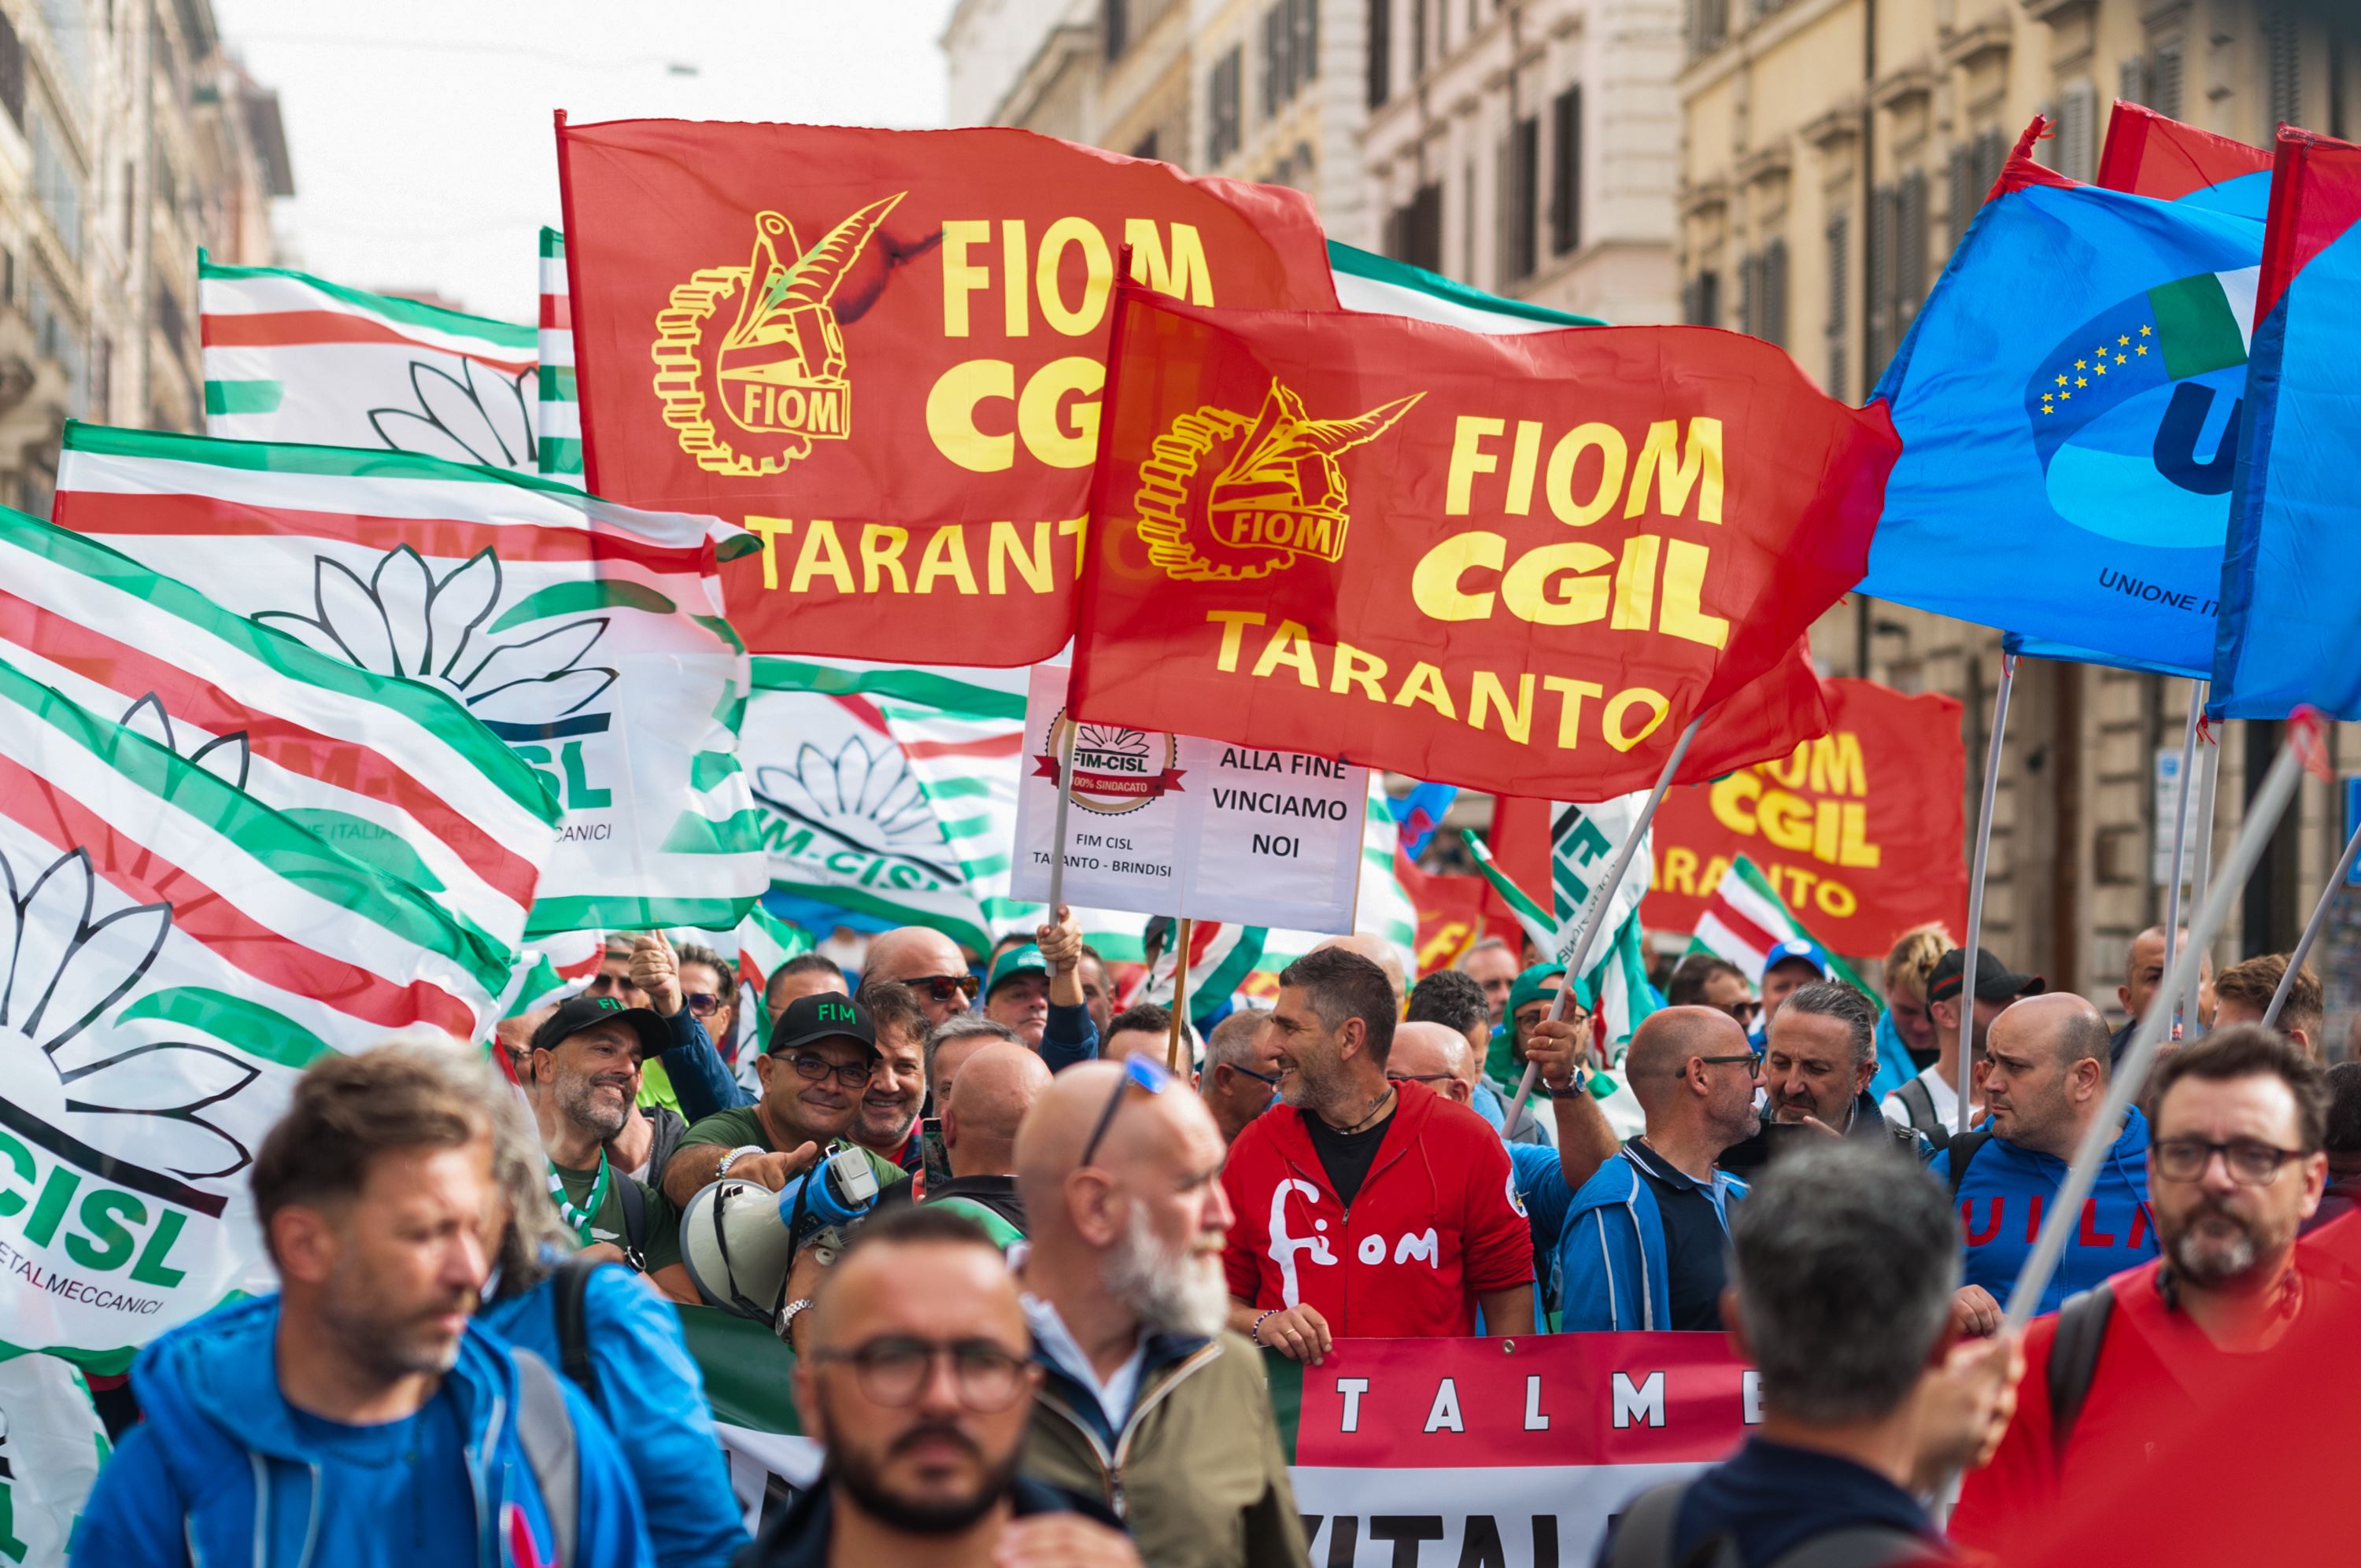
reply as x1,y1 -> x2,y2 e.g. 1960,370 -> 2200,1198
510,1348 -> 579,1568
1945,1130 -> 1991,1200
2046,1282 -> 2117,1458
1762,1526 -> 1931,1568
1896,1078 -> 1950,1151
614,1172 -> 650,1273
1605,1481 -> 1689,1568
550,1253 -> 606,1401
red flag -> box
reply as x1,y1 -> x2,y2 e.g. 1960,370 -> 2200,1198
1066,288 -> 1893,799
554,116 -> 1336,664
1643,677 -> 1964,955
2095,99 -> 2271,203
1395,849 -> 1521,974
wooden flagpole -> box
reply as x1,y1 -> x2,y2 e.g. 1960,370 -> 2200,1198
1167,917 -> 1193,1073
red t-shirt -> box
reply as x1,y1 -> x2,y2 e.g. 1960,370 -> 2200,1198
1220,1080 -> 1534,1338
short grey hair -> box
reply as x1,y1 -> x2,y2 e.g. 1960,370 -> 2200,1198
1776,981 -> 1878,1070
1729,1142 -> 1959,1425
924,1013 -> 1021,1089
1205,1007 -> 1269,1071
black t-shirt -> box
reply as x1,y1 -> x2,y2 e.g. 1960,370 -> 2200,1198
1304,1106 -> 1395,1208
1623,1138 -> 1731,1332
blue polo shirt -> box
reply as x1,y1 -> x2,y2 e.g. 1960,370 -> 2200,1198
1622,1138 -> 1735,1332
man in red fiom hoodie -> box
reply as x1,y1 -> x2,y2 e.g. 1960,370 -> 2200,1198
1221,946 -> 1535,1361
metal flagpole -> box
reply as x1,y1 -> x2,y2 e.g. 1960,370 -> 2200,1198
2002,725 -> 2311,1334
2265,818 -> 2361,1028
1955,654 -> 2015,1144
2159,681 -> 2203,1033
1044,719 -> 1077,916
1503,717 -> 1704,1126
2181,728 -> 2220,1035
1167,917 -> 1193,1073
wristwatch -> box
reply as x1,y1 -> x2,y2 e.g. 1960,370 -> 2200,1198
717,1144 -> 766,1179
1547,1067 -> 1591,1099
778,1297 -> 815,1343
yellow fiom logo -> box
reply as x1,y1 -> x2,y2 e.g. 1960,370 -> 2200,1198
652,196 -> 906,478
1134,379 -> 1421,582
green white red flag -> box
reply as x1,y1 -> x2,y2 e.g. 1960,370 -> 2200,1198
52,423 -> 765,938
0,662 -> 508,1367
539,228 -> 584,482
200,254 -> 542,473
1687,854 -> 1875,994
0,507 -> 560,961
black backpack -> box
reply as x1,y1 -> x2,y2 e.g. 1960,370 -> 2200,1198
1605,1481 -> 1927,1568
1892,1078 -> 1956,1152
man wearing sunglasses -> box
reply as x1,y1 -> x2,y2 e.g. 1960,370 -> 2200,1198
660,992 -> 910,1211
741,1205 -> 1138,1567
1953,1026 -> 2341,1553
1015,1057 -> 1308,1567
863,924 -> 985,1030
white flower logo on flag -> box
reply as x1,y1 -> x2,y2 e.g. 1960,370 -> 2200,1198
751,736 -> 961,880
369,358 -> 539,471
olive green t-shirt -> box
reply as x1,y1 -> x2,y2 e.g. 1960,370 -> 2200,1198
551,1160 -> 682,1274
678,1108 -> 911,1195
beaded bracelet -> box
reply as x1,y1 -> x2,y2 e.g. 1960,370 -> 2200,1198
1251,1308 -> 1280,1345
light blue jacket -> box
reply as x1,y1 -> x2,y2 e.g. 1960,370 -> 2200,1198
73,1294 -> 655,1568
1555,1148 -> 1749,1332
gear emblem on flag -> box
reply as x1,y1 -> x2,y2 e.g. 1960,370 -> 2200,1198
1133,378 -> 1421,582
651,196 -> 906,477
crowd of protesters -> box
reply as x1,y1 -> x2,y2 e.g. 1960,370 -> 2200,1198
72,897 -> 2361,1567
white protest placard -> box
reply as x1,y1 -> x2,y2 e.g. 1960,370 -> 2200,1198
1011,664 -> 1367,930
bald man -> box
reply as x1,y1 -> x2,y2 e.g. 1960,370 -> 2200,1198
1390,1022 -> 1577,1291
1308,932 -> 1406,1013
1014,1063 -> 1309,1568
860,925 -> 979,1029
1554,1007 -> 1762,1331
925,1042 -> 1051,1245
741,1206 -> 1137,1567
2113,925 -> 2217,1064
1934,991 -> 2159,1318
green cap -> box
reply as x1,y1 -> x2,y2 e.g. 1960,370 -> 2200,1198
986,943 -> 1049,997
1508,962 -> 1568,1018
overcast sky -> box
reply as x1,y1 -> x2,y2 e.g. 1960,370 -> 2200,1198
210,0 -> 959,322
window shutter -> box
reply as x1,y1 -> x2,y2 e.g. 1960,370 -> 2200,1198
2119,54 -> 2149,109
1947,143 -> 1974,251
1550,85 -> 1582,256
2266,3 -> 2301,131
1764,238 -> 1789,348
1824,211 -> 1849,400
2152,42 -> 2184,120
2057,83 -> 2097,182
1897,170 -> 1928,327
1367,0 -> 1391,108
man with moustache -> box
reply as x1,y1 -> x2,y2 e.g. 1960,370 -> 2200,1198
1721,983 -> 1925,1174
1953,1027 -> 2348,1552
848,981 -> 931,1173
1016,1060 -> 1309,1568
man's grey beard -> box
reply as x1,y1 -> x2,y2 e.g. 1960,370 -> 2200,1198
1104,1206 -> 1229,1338
558,1071 -> 630,1142
2165,1201 -> 2269,1286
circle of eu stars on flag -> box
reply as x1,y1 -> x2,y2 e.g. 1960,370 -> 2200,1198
2043,324 -> 2152,415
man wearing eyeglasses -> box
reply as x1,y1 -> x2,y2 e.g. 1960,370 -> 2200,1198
1931,993 -> 2156,1323
739,1205 -> 1139,1567
1952,1026 -> 2341,1552
1015,1057 -> 1309,1567
1199,1009 -> 1286,1146
660,993 -> 910,1210
862,924 -> 985,1029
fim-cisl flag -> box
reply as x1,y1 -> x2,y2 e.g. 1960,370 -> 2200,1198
1859,120 -> 2264,679
200,253 -> 541,472
0,507 -> 561,961
53,423 -> 764,938
539,228 -> 585,482
0,1350 -> 110,1563
2211,129 -> 2361,721
1067,286 -> 1890,799
555,115 -> 1336,664
0,662 -> 508,1367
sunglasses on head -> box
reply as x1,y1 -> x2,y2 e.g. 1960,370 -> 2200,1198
909,973 -> 981,1003
1081,1054 -> 1173,1168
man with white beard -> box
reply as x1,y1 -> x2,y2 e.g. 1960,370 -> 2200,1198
1012,1058 -> 1310,1568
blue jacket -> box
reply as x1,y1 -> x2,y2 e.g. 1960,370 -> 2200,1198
1931,1107 -> 2156,1316
1555,1148 -> 1748,1333
481,1265 -> 747,1568
75,1295 -> 655,1568
663,1008 -> 752,1117
1040,1001 -> 1099,1073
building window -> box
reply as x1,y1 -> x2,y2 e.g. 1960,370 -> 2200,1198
1688,0 -> 1730,61
1132,131 -> 1160,161
1550,84 -> 1582,256
31,110 -> 83,264
1386,182 -> 1444,274
1262,0 -> 1317,118
1368,0 -> 1391,107
2264,2 -> 2302,130
1411,0 -> 1427,79
2150,39 -> 2185,120
0,13 -> 23,131
1683,269 -> 1720,327
1103,0 -> 1129,61
1502,115 -> 1539,286
1739,240 -> 1788,346
1866,172 -> 1928,378
2054,81 -> 2098,182
1207,46 -> 1244,164
1824,212 -> 1849,400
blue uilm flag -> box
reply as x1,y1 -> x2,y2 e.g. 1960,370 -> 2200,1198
1860,122 -> 2263,677
1389,780 -> 1458,859
2209,130 -> 2361,720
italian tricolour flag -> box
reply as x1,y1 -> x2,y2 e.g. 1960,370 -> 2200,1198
538,228 -> 584,482
1689,855 -> 1874,994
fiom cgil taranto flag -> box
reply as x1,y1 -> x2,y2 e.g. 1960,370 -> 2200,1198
538,227 -> 585,483
1859,120 -> 2264,679
2210,130 -> 2361,720
0,508 -> 560,962
200,254 -> 541,473
554,116 -> 1336,665
1066,286 -> 1888,799
52,423 -> 765,938
0,664 -> 508,1367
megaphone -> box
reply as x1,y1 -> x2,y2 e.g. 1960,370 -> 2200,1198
682,1149 -> 885,1325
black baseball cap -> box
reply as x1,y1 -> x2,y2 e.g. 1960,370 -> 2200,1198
1927,947 -> 2046,1005
767,992 -> 878,1057
530,994 -> 671,1061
